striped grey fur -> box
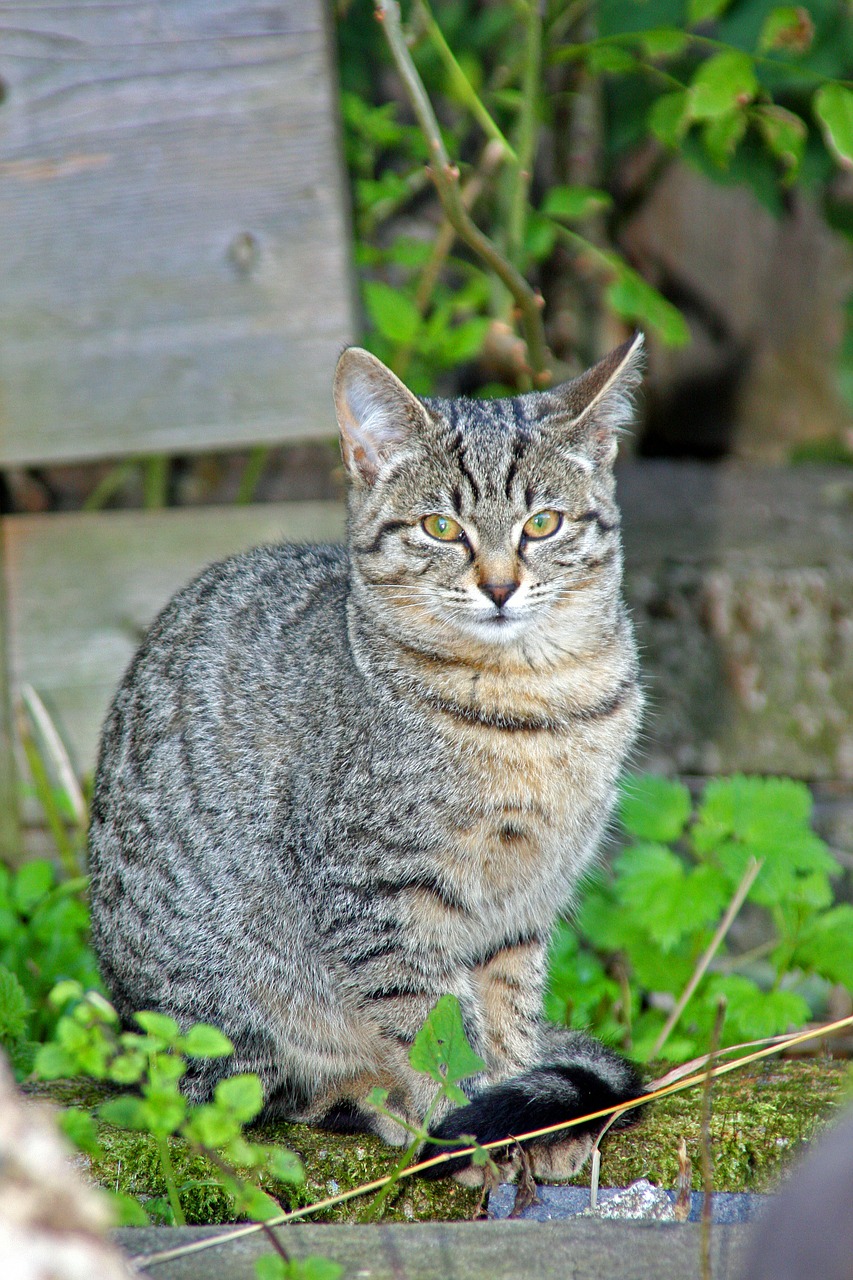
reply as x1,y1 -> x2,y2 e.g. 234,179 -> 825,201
88,338 -> 645,1177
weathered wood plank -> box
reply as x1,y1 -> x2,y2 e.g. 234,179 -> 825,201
0,0 -> 355,466
0,521 -> 22,859
2,503 -> 347,798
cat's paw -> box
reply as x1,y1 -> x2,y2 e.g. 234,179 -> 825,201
418,1060 -> 644,1180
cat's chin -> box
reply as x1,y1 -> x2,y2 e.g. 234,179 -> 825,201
458,613 -> 531,644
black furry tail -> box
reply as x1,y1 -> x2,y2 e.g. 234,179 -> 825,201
419,1045 -> 645,1179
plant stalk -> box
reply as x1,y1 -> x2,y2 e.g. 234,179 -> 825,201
375,0 -> 553,384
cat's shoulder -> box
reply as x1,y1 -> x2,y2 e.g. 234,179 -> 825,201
136,541 -> 350,662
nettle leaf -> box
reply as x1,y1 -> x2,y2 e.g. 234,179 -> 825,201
814,84 -> 853,171
215,1073 -> 265,1123
235,1184 -> 282,1222
409,994 -> 486,1086
756,104 -> 807,176
12,860 -> 54,914
293,1259 -> 345,1280
615,843 -> 709,950
703,109 -> 749,168
688,0 -> 735,23
791,904 -> 853,988
363,280 -> 422,345
0,964 -> 30,1042
707,975 -> 810,1041
182,1023 -> 234,1059
618,774 -> 692,843
604,261 -> 690,347
758,6 -> 815,55
689,51 -> 759,122
542,184 -> 612,221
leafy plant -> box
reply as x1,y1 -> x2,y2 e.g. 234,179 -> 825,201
547,773 -> 852,1062
338,0 -> 853,393
34,983 -> 305,1228
0,859 -> 100,1075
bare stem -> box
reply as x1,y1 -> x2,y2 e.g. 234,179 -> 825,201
375,0 -> 553,384
508,0 -> 543,269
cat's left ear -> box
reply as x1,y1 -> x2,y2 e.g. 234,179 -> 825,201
553,332 -> 644,467
334,347 -> 428,486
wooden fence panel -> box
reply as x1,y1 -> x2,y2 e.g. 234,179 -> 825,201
0,0 -> 355,466
2,503 -> 347,827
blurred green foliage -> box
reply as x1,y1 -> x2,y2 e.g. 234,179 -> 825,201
337,0 -> 853,392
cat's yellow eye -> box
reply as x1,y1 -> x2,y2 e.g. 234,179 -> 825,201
422,513 -> 465,542
522,509 -> 562,540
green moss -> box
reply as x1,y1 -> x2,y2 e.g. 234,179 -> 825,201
27,1058 -> 850,1223
590,1057 -> 851,1194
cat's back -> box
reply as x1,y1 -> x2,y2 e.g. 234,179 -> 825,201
89,540 -> 352,876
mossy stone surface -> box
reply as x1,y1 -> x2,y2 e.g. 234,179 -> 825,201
27,1057 -> 851,1225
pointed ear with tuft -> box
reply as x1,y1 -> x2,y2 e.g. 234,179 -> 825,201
553,332 -> 645,467
333,347 -> 428,486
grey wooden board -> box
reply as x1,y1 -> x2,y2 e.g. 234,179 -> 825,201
2,502 -> 347,807
0,522 -> 20,858
118,1220 -> 751,1280
0,0 -> 355,466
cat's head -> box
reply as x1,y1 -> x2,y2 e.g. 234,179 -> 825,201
333,338 -> 643,667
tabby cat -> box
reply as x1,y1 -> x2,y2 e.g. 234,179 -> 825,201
88,336 -> 646,1180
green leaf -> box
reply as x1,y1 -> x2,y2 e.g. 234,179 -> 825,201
0,964 -> 30,1042
637,29 -> 689,60
99,1096 -> 149,1130
13,860 -> 54,914
409,994 -> 486,1086
134,1010 -> 182,1042
688,0 -> 735,22
758,6 -> 814,54
107,1192 -> 151,1227
215,1073 -> 265,1123
585,45 -> 637,74
234,1184 -> 282,1222
689,52 -> 759,122
703,110 -> 749,168
292,1260 -> 344,1280
363,280 -> 422,345
255,1258 -> 287,1280
707,975 -> 810,1041
814,84 -> 853,170
267,1147 -> 305,1185
47,979 -> 85,1011
604,261 -> 690,347
182,1023 -> 234,1059
185,1104 -> 240,1149
107,1051 -> 146,1085
614,843 -> 719,950
58,1107 -> 104,1158
33,1041 -> 77,1079
649,91 -> 692,149
755,105 -> 807,177
542,184 -> 612,221
618,774 -> 692,843
792,904 -> 853,987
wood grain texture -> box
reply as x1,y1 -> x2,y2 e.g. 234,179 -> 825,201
0,522 -> 22,859
0,0 -> 356,466
2,503 -> 347,801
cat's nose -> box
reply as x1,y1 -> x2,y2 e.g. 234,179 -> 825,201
481,582 -> 517,609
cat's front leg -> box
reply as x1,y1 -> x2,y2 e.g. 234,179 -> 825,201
472,933 -> 549,1081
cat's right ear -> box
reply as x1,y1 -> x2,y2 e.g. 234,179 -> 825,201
334,348 -> 427,486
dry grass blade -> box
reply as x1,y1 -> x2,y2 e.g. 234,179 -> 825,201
19,682 -> 87,827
